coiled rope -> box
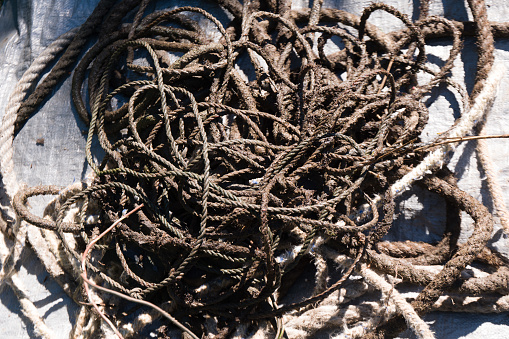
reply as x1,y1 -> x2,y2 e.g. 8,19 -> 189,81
1,0 -> 508,338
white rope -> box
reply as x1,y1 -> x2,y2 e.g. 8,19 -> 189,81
0,28 -> 79,203
389,62 -> 505,197
8,274 -> 55,339
69,306 -> 90,339
0,218 -> 26,287
26,226 -> 76,296
321,248 -> 434,339
0,6 -> 505,339
0,27 -> 79,339
476,125 -> 509,235
283,252 -> 372,338
0,27 -> 79,277
284,301 -> 381,339
432,294 -> 509,313
333,304 -> 395,339
358,263 -> 435,339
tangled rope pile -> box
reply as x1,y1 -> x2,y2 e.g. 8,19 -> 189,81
1,0 -> 509,338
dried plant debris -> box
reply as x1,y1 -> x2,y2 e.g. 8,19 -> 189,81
4,0 -> 509,338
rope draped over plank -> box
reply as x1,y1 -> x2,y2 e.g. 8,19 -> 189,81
1,0 -> 508,338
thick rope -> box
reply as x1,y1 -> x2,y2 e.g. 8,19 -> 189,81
2,1 -> 509,338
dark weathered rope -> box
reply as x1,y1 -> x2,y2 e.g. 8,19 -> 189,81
370,175 -> 494,338
9,0 -> 507,337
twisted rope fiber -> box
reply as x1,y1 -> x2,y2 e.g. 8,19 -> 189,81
7,274 -> 54,339
0,28 -> 80,338
13,0 -> 118,132
3,0 -> 509,338
466,0 -> 509,237
305,248 -> 435,339
362,1 -> 505,337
